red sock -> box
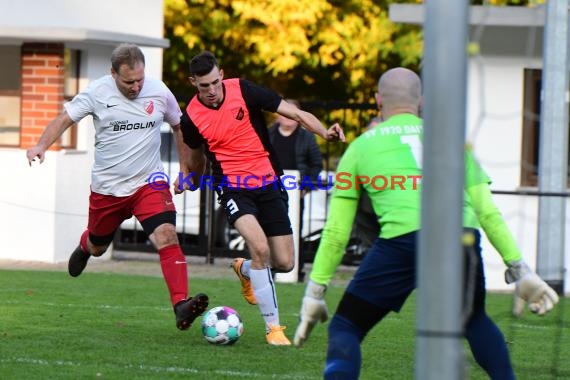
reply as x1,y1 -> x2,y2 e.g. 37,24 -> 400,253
158,244 -> 188,306
79,230 -> 89,253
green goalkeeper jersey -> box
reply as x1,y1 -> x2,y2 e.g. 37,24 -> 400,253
310,113 -> 522,285
333,113 -> 488,239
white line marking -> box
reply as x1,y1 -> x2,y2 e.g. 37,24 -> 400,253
0,300 -> 170,311
0,357 -> 316,379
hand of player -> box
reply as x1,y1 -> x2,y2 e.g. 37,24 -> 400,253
173,170 -> 200,194
505,260 -> 559,316
173,173 -> 186,194
293,280 -> 328,347
325,123 -> 346,142
26,146 -> 45,166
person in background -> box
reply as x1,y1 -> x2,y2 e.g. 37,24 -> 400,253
268,99 -> 323,282
293,67 -> 559,379
26,43 -> 209,331
179,51 -> 345,345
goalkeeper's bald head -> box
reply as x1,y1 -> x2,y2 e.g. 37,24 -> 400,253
376,68 -> 422,117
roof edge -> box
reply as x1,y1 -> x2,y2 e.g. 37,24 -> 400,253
0,26 -> 169,48
389,4 -> 545,27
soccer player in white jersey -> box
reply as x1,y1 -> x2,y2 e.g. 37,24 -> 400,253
26,43 -> 208,331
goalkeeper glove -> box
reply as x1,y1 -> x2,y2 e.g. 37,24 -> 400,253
293,280 -> 328,347
505,260 -> 559,317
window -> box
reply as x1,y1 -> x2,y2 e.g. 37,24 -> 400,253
0,45 -> 81,148
0,45 -> 22,146
521,68 -> 570,187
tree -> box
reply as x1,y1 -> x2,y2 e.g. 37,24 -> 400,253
163,0 -> 542,152
163,0 -> 422,105
163,0 -> 422,159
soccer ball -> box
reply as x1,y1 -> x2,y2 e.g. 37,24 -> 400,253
201,306 -> 244,345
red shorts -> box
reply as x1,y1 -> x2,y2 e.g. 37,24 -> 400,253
88,183 -> 175,237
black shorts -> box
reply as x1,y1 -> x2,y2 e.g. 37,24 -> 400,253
345,228 -> 486,314
216,181 -> 292,237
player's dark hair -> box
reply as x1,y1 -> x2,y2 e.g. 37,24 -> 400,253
189,51 -> 218,77
111,43 -> 145,73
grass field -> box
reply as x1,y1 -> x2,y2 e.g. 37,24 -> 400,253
0,268 -> 568,379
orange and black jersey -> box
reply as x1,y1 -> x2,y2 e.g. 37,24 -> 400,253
181,78 -> 283,188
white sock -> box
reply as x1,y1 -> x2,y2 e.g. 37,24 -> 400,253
241,259 -> 251,278
249,267 -> 279,331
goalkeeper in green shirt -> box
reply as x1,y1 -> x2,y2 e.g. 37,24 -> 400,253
293,67 -> 559,380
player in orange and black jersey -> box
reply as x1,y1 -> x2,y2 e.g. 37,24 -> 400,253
180,51 -> 345,345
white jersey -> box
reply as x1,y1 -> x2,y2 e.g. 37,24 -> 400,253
64,75 -> 181,196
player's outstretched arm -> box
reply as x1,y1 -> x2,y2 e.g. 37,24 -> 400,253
467,182 -> 559,316
275,99 -> 345,142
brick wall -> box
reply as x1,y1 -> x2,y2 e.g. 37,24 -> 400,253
20,43 -> 65,149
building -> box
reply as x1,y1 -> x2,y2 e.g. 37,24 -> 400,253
0,0 -> 168,262
390,4 -> 569,294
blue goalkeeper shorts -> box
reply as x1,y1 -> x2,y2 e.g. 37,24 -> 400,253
344,228 -> 486,313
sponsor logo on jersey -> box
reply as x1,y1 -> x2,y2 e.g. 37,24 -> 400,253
109,120 -> 156,132
235,107 -> 244,120
144,100 -> 155,115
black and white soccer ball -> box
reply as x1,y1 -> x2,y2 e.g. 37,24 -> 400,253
201,306 -> 244,345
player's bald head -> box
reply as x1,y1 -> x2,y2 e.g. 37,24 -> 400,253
377,68 -> 422,113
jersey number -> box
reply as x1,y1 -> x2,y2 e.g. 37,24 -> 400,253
401,135 -> 423,168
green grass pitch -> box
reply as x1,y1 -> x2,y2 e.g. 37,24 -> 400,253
0,269 -> 568,379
